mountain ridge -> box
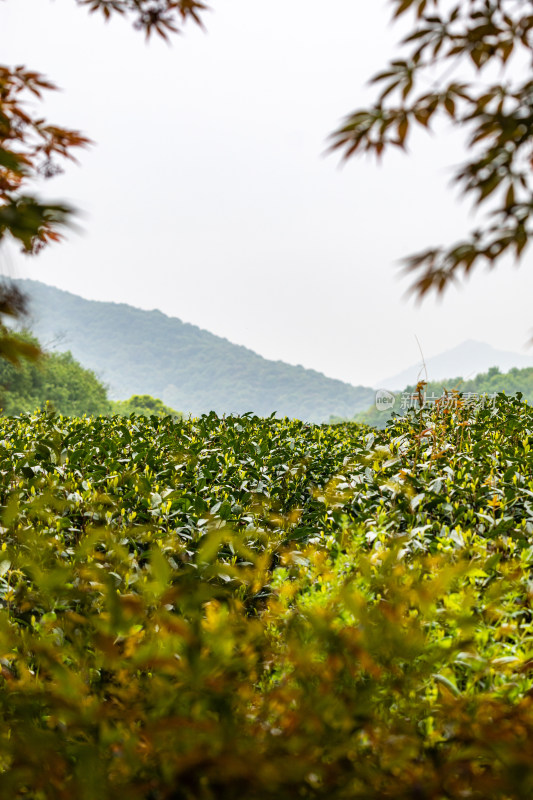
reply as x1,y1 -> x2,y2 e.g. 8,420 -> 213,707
14,279 -> 375,422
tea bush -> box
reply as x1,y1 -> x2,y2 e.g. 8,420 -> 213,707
1,397 -> 533,797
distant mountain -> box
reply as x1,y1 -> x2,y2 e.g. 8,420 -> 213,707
379,339 -> 533,390
15,279 -> 374,422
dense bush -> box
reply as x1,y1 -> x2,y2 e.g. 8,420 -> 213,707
110,395 -> 181,419
0,397 -> 533,796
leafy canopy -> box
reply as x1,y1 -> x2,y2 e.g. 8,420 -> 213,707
330,0 -> 533,298
78,0 -> 208,38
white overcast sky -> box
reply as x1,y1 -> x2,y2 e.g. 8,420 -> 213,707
2,0 -> 533,387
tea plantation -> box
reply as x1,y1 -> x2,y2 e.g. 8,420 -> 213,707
1,395 -> 533,797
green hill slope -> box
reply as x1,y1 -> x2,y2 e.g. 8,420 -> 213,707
16,279 -> 374,421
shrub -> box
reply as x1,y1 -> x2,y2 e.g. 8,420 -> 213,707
0,396 -> 531,796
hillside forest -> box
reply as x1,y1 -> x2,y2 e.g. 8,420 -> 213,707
14,280 -> 376,422
0,332 -> 179,419
3,326 -> 533,428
